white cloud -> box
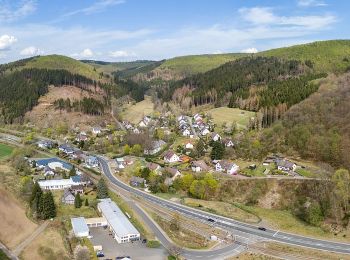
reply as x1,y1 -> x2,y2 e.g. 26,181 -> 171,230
239,7 -> 276,25
241,47 -> 258,53
72,48 -> 94,58
297,0 -> 327,7
109,50 -> 136,58
0,0 -> 37,23
0,34 -> 17,50
20,46 -> 43,56
64,0 -> 125,17
239,6 -> 336,29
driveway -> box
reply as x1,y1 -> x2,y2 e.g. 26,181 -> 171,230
89,227 -> 167,260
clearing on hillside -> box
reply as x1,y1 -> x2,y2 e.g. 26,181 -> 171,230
206,107 -> 255,130
120,96 -> 154,124
0,143 -> 14,159
0,185 -> 38,249
25,85 -> 110,131
20,226 -> 70,260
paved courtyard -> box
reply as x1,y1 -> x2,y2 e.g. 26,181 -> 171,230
89,227 -> 167,260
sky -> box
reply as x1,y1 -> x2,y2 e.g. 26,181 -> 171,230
0,0 -> 349,63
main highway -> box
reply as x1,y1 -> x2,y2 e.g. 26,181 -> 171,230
98,157 -> 350,255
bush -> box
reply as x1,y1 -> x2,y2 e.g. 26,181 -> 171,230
146,240 -> 161,248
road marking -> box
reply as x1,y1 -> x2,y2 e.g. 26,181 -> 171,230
273,230 -> 279,237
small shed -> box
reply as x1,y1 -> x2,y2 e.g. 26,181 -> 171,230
71,217 -> 89,237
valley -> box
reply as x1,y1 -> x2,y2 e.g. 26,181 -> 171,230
0,39 -> 350,260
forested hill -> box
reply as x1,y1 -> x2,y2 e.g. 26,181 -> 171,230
159,56 -> 325,126
0,55 -> 148,123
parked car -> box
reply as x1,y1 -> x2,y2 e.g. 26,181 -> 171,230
207,218 -> 215,223
96,251 -> 105,257
142,238 -> 147,243
258,227 -> 267,231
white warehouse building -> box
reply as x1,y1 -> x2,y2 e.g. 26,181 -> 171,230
71,217 -> 90,237
38,178 -> 75,190
97,199 -> 140,243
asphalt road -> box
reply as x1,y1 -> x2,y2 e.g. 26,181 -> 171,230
100,157 -> 350,255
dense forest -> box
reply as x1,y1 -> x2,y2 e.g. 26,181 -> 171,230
159,56 -> 325,126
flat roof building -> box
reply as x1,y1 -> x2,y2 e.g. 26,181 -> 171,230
97,199 -> 140,243
38,178 -> 75,190
71,217 -> 89,237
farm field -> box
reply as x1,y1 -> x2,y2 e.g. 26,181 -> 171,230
0,143 -> 14,159
0,186 -> 38,249
121,96 -> 154,124
20,226 -> 70,260
205,107 -> 255,130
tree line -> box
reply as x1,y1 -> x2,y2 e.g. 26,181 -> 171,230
29,182 -> 56,220
53,97 -> 105,115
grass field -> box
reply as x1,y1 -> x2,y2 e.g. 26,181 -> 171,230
120,96 -> 154,124
241,205 -> 350,242
20,227 -> 70,260
0,143 -> 14,159
183,198 -> 260,223
0,185 -> 38,249
206,107 -> 255,130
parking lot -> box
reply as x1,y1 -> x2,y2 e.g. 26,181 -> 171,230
89,227 -> 167,260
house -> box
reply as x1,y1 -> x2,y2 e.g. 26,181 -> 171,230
36,158 -> 73,172
164,177 -> 173,186
164,167 -> 181,180
76,133 -> 88,142
133,128 -> 141,134
147,162 -> 161,172
43,166 -> 55,176
215,160 -> 239,175
59,144 -> 75,155
201,128 -> 210,136
70,185 -> 84,194
177,115 -> 186,122
193,113 -> 202,121
144,140 -> 166,155
163,151 -> 180,163
37,140 -> 54,149
223,138 -> 234,147
130,176 -> 145,187
116,158 -> 125,169
184,141 -> 194,150
71,149 -> 84,160
62,189 -> 75,204
191,160 -> 210,172
182,129 -> 191,137
86,156 -> 99,168
211,132 -> 221,142
276,159 -> 297,172
92,126 -> 102,135
138,120 -> 147,128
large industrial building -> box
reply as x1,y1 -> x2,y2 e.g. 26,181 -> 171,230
98,199 -> 140,243
71,199 -> 140,244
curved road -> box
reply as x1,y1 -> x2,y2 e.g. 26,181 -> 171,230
98,157 -> 350,255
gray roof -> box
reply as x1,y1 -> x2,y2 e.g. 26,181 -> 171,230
71,217 -> 89,236
276,159 -> 295,169
98,199 -> 139,237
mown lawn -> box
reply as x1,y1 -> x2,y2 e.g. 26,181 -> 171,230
0,143 -> 14,159
120,96 -> 154,124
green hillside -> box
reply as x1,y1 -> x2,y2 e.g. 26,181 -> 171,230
260,40 -> 350,73
159,53 -> 248,76
24,55 -> 101,80
81,60 -> 158,76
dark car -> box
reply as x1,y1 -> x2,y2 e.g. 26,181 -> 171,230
96,251 -> 105,257
207,218 -> 215,223
258,227 -> 267,231
142,238 -> 147,243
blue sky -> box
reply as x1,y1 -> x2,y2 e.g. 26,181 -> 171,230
0,0 -> 348,63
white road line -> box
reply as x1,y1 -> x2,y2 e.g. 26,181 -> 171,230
273,230 -> 280,237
